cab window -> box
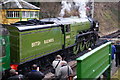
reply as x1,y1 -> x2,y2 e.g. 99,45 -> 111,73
65,25 -> 70,32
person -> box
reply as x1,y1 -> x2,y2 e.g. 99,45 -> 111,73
57,61 -> 73,80
103,42 -> 117,78
115,44 -> 120,67
52,55 -> 67,78
7,69 -> 25,80
111,43 -> 116,60
25,64 -> 45,80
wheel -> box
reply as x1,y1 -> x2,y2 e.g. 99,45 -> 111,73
73,43 -> 80,54
85,40 -> 91,49
79,41 -> 85,51
91,35 -> 96,47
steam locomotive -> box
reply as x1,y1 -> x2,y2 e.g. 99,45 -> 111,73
0,17 -> 99,76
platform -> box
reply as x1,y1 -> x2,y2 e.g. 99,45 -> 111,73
112,66 -> 120,79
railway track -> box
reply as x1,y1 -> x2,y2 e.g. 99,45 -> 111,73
43,30 -> 120,79
102,30 -> 120,38
100,30 -> 120,44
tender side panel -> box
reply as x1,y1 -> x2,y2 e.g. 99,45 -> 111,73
20,26 -> 63,63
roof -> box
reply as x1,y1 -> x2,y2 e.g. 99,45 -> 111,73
14,24 -> 59,31
0,0 -> 40,9
40,17 -> 89,25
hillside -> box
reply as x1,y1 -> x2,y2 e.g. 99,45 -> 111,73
39,2 -> 61,18
94,2 -> 119,37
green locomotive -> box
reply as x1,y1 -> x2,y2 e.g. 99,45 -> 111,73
0,25 -> 10,79
3,17 -> 99,73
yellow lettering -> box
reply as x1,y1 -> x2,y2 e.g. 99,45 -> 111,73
66,35 -> 70,39
44,38 -> 54,44
31,41 -> 41,47
0,63 -> 5,66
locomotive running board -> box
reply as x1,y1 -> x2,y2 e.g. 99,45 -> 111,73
77,31 -> 94,38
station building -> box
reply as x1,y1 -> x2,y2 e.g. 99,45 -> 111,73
0,0 -> 40,24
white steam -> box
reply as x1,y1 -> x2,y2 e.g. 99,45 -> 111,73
59,1 -> 71,17
59,0 -> 90,18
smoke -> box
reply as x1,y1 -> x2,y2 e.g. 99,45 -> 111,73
59,0 -> 92,18
78,0 -> 88,18
59,1 -> 72,17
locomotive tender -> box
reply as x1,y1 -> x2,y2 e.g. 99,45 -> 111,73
2,17 -> 99,74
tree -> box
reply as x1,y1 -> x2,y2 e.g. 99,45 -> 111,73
40,2 -> 61,18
